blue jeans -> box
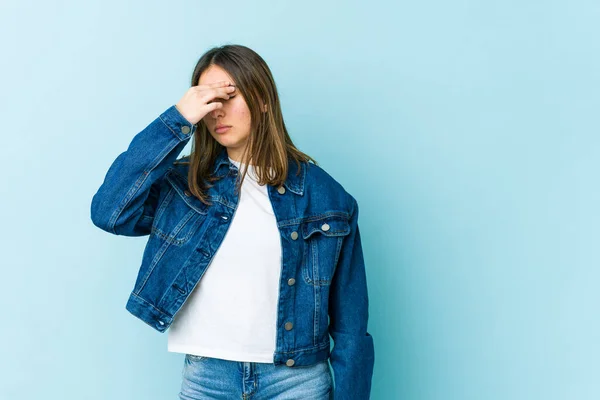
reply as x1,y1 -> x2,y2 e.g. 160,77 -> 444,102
179,354 -> 333,399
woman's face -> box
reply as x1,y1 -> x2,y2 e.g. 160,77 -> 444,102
199,65 -> 252,162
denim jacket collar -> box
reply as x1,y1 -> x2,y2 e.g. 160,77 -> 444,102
212,146 -> 306,196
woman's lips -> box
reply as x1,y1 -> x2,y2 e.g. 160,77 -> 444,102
216,126 -> 231,134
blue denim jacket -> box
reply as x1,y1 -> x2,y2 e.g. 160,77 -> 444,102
90,105 -> 375,399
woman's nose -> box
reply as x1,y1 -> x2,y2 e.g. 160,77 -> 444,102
210,103 -> 225,119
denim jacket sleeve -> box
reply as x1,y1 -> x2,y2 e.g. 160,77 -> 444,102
90,105 -> 195,236
328,198 -> 375,399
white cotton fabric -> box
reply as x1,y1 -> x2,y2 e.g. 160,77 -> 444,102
167,157 -> 282,363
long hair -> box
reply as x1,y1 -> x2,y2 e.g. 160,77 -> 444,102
177,44 -> 318,206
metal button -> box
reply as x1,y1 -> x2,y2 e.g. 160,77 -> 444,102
184,190 -> 191,197
158,321 -> 165,326
277,186 -> 286,194
221,215 -> 228,220
181,126 -> 191,134
286,359 -> 295,367
290,231 -> 298,240
284,322 -> 293,330
321,223 -> 330,231
287,278 -> 295,286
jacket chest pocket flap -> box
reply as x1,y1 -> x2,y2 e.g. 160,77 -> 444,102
301,215 -> 351,285
151,171 -> 208,246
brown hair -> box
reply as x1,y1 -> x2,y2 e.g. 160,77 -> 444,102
176,44 -> 318,206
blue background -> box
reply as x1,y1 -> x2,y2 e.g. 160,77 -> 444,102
1,0 -> 598,399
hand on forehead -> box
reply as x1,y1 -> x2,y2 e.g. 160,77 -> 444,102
199,79 -> 235,87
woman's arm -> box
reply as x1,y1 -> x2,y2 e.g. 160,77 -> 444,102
328,197 -> 376,399
90,105 -> 195,236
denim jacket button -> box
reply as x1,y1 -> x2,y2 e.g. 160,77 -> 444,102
184,190 -> 191,197
286,359 -> 295,367
277,186 -> 286,194
181,126 -> 191,134
284,322 -> 293,330
290,231 -> 298,240
287,278 -> 296,286
321,223 -> 330,231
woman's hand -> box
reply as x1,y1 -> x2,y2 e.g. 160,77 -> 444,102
175,80 -> 236,125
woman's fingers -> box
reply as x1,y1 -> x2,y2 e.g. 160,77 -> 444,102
175,82 -> 236,125
194,80 -> 232,90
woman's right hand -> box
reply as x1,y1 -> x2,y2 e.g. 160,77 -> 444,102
175,80 -> 236,125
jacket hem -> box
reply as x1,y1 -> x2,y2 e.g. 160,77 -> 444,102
273,339 -> 331,367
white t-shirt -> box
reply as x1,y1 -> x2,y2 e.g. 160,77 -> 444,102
167,157 -> 282,363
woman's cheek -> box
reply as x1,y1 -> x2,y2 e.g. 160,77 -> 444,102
232,103 -> 251,121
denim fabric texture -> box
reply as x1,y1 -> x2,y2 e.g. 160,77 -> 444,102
179,355 -> 332,399
90,105 -> 375,399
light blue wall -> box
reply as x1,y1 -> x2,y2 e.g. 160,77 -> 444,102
1,0 -> 598,399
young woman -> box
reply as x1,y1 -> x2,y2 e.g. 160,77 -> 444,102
91,44 -> 374,399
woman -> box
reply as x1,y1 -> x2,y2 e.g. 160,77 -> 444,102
91,44 -> 374,399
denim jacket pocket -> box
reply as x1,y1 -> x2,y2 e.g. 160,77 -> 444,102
301,214 -> 351,285
150,172 -> 208,246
